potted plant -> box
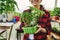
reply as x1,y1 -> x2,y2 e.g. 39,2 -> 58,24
0,0 -> 19,13
50,8 -> 60,34
53,7 -> 60,20
20,7 -> 45,34
0,0 -> 19,21
54,7 -> 60,16
50,7 -> 60,20
49,10 -> 58,20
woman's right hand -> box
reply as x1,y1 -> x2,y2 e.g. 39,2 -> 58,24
34,27 -> 41,34
34,25 -> 41,34
35,25 -> 47,34
37,24 -> 41,28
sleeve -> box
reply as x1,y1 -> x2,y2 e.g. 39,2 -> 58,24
38,10 -> 52,35
45,10 -> 52,35
20,9 -> 30,30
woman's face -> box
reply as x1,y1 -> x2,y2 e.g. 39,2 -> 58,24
30,0 -> 42,5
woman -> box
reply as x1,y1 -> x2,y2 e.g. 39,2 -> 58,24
21,0 -> 51,40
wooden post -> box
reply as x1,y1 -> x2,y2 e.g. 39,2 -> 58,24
8,25 -> 13,40
55,0 -> 58,8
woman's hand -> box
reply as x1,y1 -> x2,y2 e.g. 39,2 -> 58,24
35,25 -> 41,34
40,28 -> 46,33
35,28 -> 41,34
35,25 -> 47,34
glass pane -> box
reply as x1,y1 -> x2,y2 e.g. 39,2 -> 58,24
57,0 -> 60,7
41,0 -> 55,10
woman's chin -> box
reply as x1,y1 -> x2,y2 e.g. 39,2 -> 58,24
32,3 -> 37,6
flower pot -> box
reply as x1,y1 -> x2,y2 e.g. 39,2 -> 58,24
7,12 -> 14,21
23,26 -> 37,34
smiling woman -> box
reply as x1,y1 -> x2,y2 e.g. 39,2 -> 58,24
19,0 -> 52,40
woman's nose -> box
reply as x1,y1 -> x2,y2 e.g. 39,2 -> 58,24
33,0 -> 36,1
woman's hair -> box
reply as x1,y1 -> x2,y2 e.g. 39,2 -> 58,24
40,5 -> 45,11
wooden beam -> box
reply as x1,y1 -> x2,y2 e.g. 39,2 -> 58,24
55,0 -> 58,8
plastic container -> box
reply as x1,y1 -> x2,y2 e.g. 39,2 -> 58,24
23,26 -> 37,34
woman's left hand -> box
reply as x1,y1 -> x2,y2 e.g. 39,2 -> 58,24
40,28 -> 46,33
34,27 -> 41,34
35,27 -> 47,34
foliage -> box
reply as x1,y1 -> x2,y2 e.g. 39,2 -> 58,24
21,7 -> 45,27
49,11 -> 56,17
14,12 -> 21,17
14,12 -> 21,21
0,0 -> 19,13
54,7 -> 60,16
52,27 -> 60,34
49,7 -> 60,17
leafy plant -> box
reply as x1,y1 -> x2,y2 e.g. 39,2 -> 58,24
0,0 -> 19,13
14,12 -> 21,16
21,7 -> 45,34
54,7 -> 60,16
49,11 -> 56,17
50,7 -> 60,17
20,7 -> 45,34
21,7 -> 45,27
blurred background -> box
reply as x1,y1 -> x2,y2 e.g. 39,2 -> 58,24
0,0 -> 60,40
15,0 -> 60,12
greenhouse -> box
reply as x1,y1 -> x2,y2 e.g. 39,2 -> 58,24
0,0 -> 60,40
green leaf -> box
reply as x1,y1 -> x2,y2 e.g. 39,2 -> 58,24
21,7 -> 45,27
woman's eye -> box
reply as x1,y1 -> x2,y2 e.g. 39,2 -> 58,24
30,0 -> 39,2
